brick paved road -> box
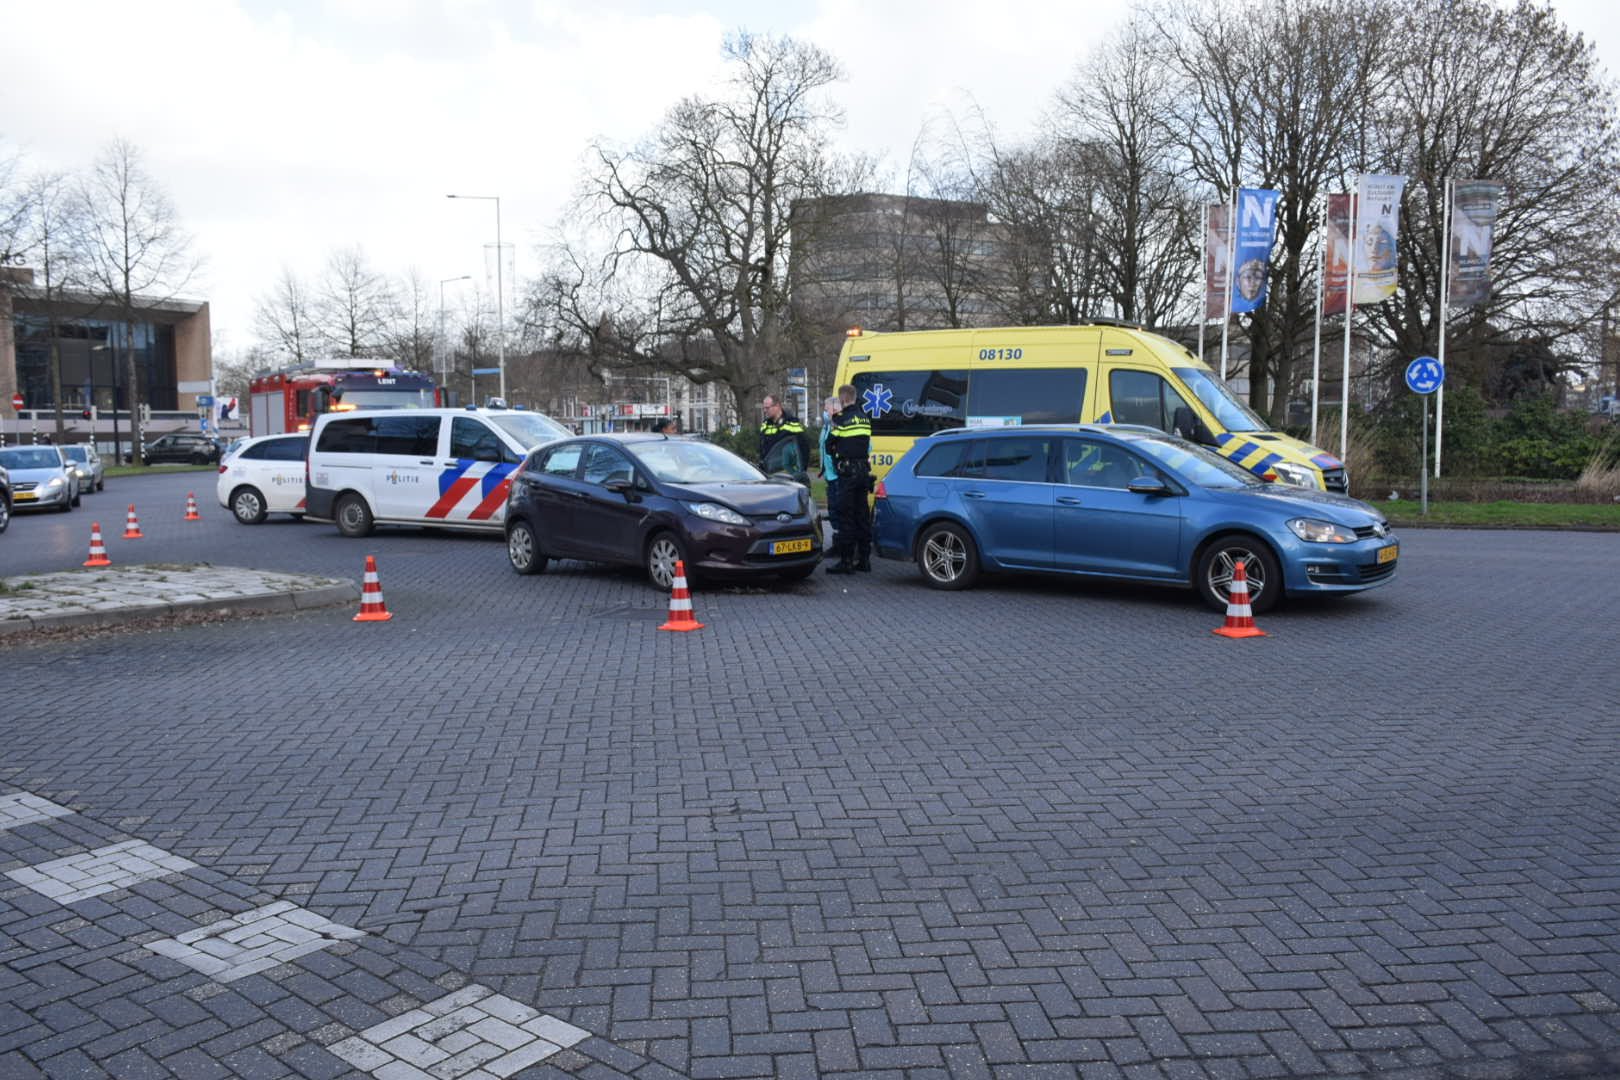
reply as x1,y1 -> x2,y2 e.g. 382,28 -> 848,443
3,471 -> 1620,1078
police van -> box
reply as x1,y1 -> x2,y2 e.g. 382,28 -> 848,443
833,323 -> 1347,491
306,407 -> 571,536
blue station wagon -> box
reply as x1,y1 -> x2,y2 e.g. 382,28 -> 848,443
872,425 -> 1398,612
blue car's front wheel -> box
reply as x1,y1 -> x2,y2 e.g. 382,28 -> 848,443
917,522 -> 980,590
1196,534 -> 1280,614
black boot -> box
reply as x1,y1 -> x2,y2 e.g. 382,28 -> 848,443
856,546 -> 871,572
826,549 -> 856,574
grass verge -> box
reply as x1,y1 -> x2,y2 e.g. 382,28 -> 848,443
1382,500 -> 1620,529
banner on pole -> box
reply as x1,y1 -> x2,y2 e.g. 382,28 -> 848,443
1324,193 -> 1353,316
1230,188 -> 1281,314
1352,174 -> 1407,305
1448,179 -> 1503,307
1203,202 -> 1231,320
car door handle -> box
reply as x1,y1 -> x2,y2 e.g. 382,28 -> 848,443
963,491 -> 986,499
570,490 -> 589,499
419,459 -> 436,465
1057,496 -> 1083,506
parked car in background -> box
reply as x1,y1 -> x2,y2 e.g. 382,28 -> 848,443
0,445 -> 80,513
136,433 -> 224,465
504,433 -> 821,588
0,461 -> 10,533
873,424 -> 1397,613
60,444 -> 105,493
216,433 -> 310,524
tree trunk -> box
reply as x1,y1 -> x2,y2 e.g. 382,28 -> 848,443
126,316 -> 144,465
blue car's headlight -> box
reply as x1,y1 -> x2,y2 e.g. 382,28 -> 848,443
1288,517 -> 1356,543
686,502 -> 749,525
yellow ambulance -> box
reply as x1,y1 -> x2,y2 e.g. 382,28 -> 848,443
832,322 -> 1346,492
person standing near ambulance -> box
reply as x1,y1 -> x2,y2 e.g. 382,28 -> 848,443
758,394 -> 809,474
824,384 -> 872,574
818,394 -> 844,556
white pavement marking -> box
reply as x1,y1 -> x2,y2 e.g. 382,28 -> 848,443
4,840 -> 197,903
328,984 -> 590,1079
144,900 -> 366,982
0,793 -> 74,832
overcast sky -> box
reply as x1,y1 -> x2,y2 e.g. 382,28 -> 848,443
3,0 -> 1615,358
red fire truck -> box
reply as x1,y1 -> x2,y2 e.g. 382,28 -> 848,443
248,361 -> 439,436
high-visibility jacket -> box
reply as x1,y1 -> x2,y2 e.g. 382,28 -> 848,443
825,405 -> 871,471
758,412 -> 809,469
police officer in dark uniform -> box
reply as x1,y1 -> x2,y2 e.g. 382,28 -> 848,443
824,384 -> 873,574
758,394 -> 809,475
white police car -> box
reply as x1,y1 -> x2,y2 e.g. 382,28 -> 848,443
216,433 -> 310,524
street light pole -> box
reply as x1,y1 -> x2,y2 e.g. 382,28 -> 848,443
447,194 -> 506,402
438,275 -> 472,401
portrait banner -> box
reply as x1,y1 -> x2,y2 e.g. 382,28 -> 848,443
1323,193 -> 1352,316
1230,188 -> 1280,314
1448,180 -> 1503,307
1204,202 -> 1231,321
1352,174 -> 1407,305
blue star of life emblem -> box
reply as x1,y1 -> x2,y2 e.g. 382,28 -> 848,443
862,383 -> 893,417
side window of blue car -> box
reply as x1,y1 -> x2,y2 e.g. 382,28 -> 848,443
915,439 -> 979,478
977,437 -> 1054,483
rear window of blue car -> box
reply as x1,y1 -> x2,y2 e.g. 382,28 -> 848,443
915,439 -> 977,478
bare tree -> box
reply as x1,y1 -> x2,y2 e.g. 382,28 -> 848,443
976,138 -> 1113,325
1054,16 -> 1200,328
313,246 -> 395,358
254,267 -> 315,365
0,139 -> 28,266
543,32 -> 860,413
386,267 -> 436,372
74,138 -> 197,464
1156,0 -> 1393,420
1366,0 -> 1620,401
23,171 -> 89,443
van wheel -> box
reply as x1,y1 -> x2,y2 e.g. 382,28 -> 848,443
231,486 -> 268,525
916,522 -> 979,590
507,520 -> 548,576
334,493 -> 375,538
1196,534 -> 1281,614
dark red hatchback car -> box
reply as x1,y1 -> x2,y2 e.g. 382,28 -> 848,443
504,433 -> 821,588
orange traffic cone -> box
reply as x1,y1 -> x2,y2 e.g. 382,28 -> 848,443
353,555 -> 393,622
83,523 -> 112,567
184,493 -> 201,521
657,559 -> 705,632
122,504 -> 144,539
1212,558 -> 1266,638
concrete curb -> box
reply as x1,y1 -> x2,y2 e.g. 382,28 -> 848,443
0,582 -> 359,636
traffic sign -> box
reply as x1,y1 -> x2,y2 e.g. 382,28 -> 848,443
1405,356 -> 1443,395
196,394 -> 214,406
9,392 -> 22,411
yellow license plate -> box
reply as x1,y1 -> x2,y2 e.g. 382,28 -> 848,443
15,492 -> 35,501
771,538 -> 812,555
1377,544 -> 1398,564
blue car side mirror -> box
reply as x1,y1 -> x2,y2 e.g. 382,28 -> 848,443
1127,476 -> 1173,496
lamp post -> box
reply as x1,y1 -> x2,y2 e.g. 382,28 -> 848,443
438,275 -> 472,400
447,194 -> 506,402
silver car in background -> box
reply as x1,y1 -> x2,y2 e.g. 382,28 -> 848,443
0,445 -> 80,512
60,444 -> 106,493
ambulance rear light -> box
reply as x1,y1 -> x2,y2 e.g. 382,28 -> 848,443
874,479 -> 887,499
846,326 -> 863,337
218,464 -> 228,474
